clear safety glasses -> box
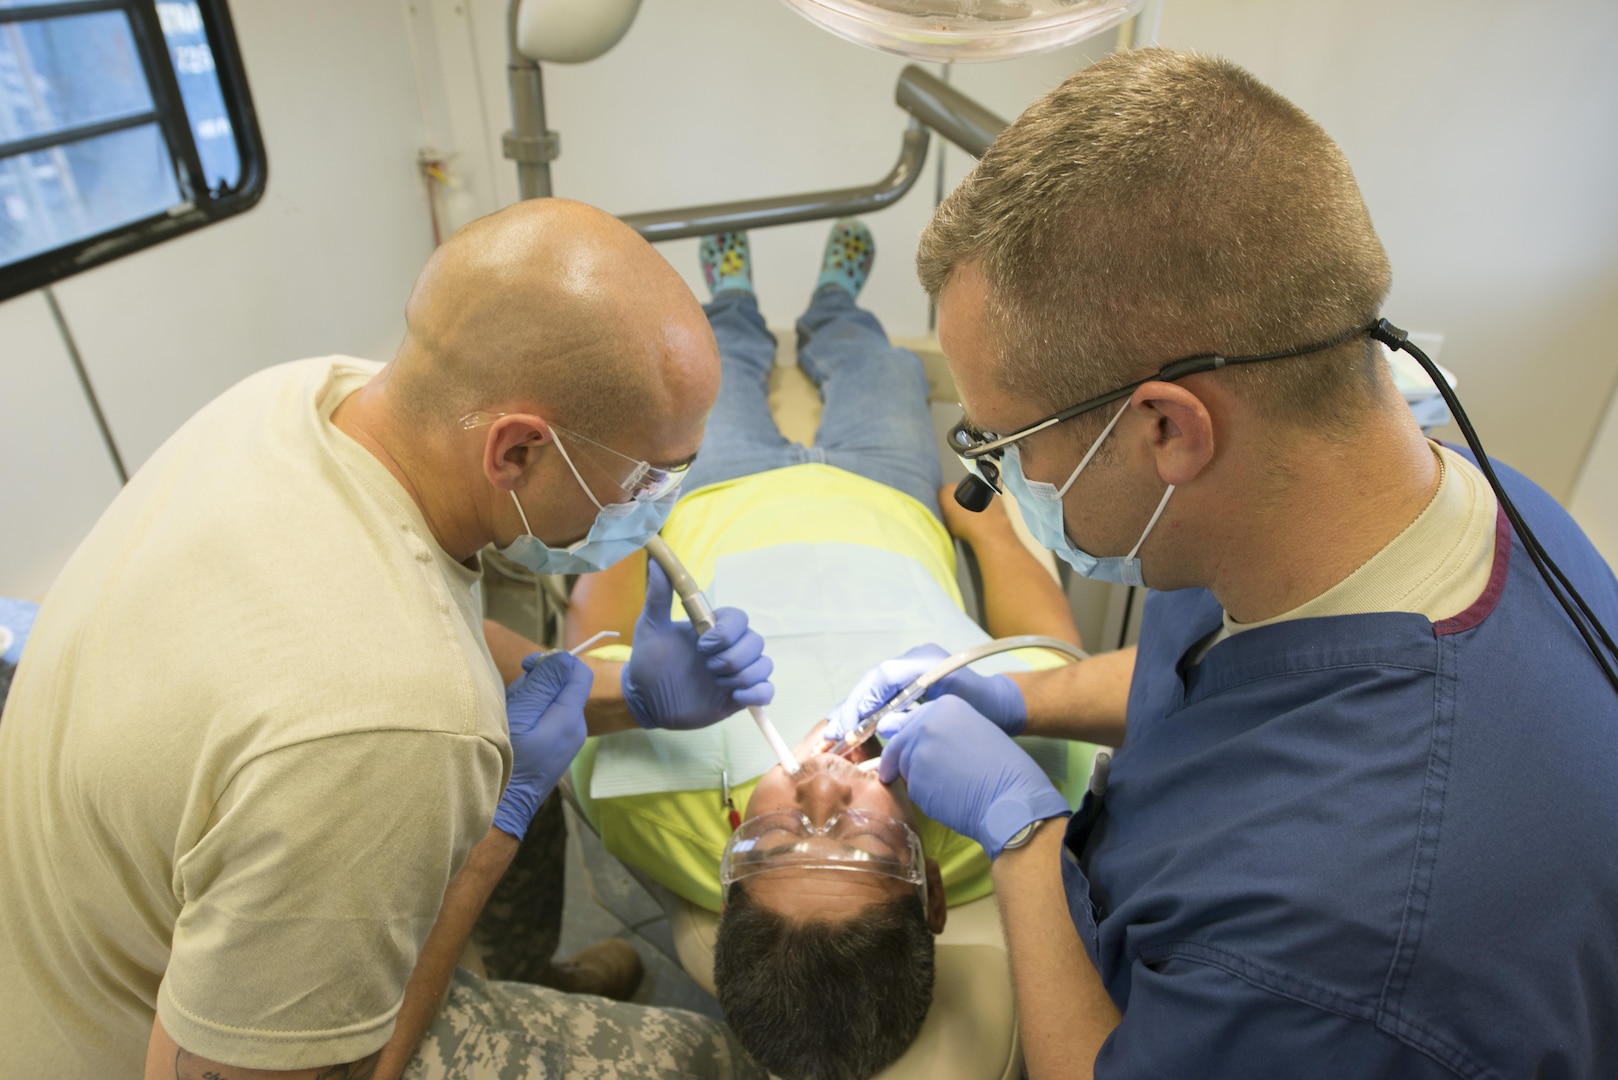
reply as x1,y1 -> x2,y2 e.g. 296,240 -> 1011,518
720,809 -> 927,902
946,323 -> 1375,494
458,412 -> 689,504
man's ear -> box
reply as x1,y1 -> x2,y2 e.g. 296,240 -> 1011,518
1131,381 -> 1214,487
925,859 -> 947,935
483,414 -> 553,491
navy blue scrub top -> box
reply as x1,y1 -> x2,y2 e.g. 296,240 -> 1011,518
1064,451 -> 1618,1079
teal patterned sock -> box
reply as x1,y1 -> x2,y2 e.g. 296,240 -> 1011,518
815,218 -> 876,298
699,232 -> 753,298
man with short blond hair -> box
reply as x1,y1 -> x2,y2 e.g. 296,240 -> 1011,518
918,48 -> 1393,433
833,48 -> 1618,1079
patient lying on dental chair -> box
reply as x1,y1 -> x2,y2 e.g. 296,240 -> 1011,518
561,222 -> 1096,1080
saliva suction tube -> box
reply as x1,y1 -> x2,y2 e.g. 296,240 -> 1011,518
832,635 -> 1089,760
644,536 -> 801,776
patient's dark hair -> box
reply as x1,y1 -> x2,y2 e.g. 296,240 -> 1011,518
714,882 -> 935,1080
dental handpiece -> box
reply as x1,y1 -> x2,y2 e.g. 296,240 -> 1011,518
644,536 -> 800,776
834,635 -> 1090,757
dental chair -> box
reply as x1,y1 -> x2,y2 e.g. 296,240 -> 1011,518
544,335 -> 1037,1080
498,11 -> 1109,1073
546,333 -> 1041,1079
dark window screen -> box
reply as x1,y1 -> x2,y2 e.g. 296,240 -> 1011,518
0,0 -> 265,300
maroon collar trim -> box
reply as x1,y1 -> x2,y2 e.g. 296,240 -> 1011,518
1433,503 -> 1511,638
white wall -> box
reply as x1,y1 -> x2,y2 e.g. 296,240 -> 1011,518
1,0 -> 1121,599
1570,387 -> 1618,568
461,0 -> 1618,504
1,0 -> 440,598
0,294 -> 124,599
457,0 -> 1119,337
5,0 -> 1616,600
1157,0 -> 1618,507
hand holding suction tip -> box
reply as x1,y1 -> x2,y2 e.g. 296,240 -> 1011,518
640,537 -> 799,775
824,637 -> 1086,755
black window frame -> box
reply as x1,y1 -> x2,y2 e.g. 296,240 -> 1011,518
0,0 -> 266,302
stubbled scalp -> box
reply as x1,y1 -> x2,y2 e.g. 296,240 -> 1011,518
391,198 -> 717,442
918,48 -> 1394,434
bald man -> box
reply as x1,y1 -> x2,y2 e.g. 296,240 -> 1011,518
0,201 -> 770,1080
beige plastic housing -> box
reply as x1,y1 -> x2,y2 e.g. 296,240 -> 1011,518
517,0 -> 642,64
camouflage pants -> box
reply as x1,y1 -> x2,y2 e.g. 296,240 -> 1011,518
405,967 -> 767,1080
472,789 -> 568,983
474,554 -> 571,985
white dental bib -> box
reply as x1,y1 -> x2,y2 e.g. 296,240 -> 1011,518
590,542 -> 1068,798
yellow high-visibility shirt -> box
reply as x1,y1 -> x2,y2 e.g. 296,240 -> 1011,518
572,463 -> 1091,912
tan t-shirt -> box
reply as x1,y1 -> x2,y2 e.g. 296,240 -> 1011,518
0,359 -> 509,1074
1195,442 -> 1499,661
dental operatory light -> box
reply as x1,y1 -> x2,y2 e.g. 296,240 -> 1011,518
778,0 -> 1145,62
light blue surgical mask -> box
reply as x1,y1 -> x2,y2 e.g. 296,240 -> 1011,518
999,404 -> 1175,588
498,434 -> 678,575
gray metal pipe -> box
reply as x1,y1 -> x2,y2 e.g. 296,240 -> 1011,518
618,64 -> 1006,242
504,0 -> 555,199
895,64 -> 1007,159
622,122 -> 930,243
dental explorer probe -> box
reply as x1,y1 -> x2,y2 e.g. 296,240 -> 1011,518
833,635 -> 1089,758
644,535 -> 801,776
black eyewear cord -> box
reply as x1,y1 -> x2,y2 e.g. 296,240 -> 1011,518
947,320 -> 1618,695
948,323 -> 1368,505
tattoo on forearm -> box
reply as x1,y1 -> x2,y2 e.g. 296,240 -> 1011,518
175,1049 -> 380,1080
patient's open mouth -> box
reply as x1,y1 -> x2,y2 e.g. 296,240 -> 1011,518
792,722 -> 880,769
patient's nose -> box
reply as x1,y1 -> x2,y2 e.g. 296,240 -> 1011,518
794,770 -> 852,822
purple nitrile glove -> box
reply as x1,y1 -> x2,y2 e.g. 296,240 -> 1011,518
824,643 -> 1027,743
621,561 -> 775,730
878,695 -> 1069,859
493,651 -> 593,840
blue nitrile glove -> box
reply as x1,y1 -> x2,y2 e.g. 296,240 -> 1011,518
621,561 -> 775,730
879,695 -> 1069,859
493,651 -> 593,840
825,643 -> 1027,743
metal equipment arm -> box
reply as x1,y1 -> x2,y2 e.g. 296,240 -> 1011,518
621,122 -> 930,244
619,66 -> 1007,243
893,64 -> 1007,158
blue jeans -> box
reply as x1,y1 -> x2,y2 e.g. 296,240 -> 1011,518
682,287 -> 943,519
